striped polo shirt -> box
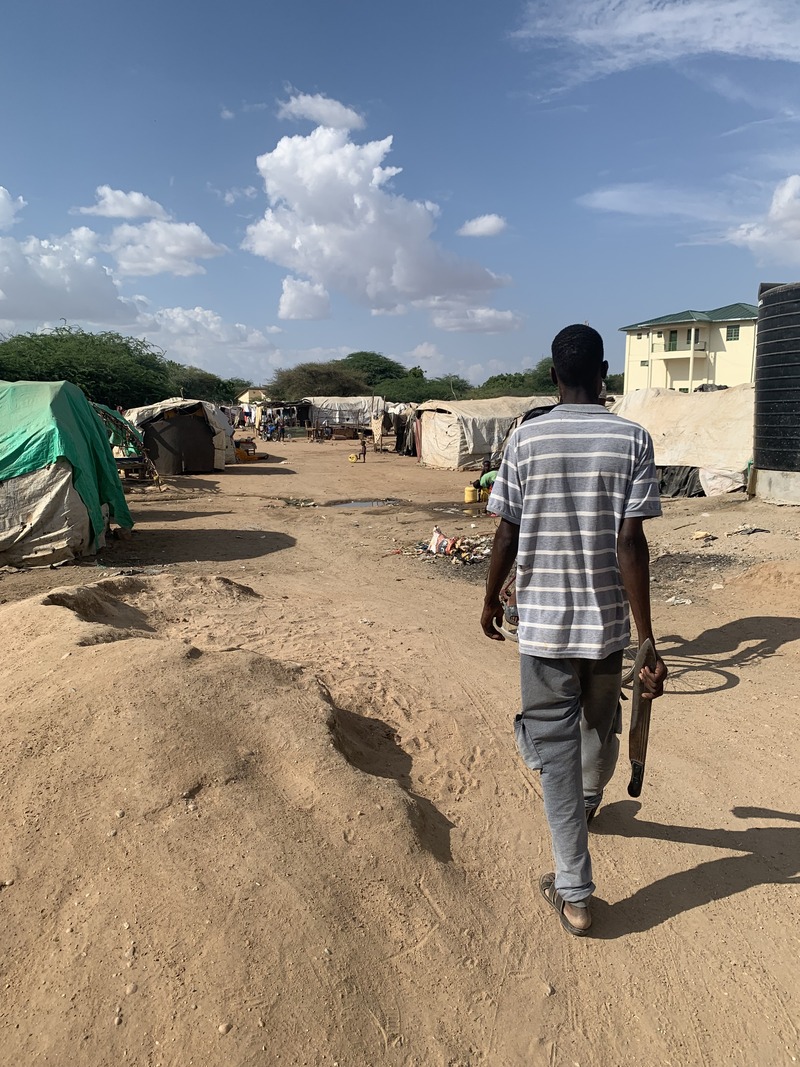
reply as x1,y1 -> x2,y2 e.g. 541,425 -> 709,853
487,403 -> 661,660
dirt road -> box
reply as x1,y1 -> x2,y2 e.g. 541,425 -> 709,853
0,437 -> 798,1066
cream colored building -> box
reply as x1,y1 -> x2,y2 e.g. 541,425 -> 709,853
236,388 -> 268,405
620,303 -> 758,394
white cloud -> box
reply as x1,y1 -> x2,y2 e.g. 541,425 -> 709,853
277,91 -> 365,131
409,342 -> 441,360
220,107 -> 235,120
278,276 -> 331,320
580,172 -> 800,264
136,305 -> 282,379
578,182 -> 736,222
0,187 -> 26,230
0,227 -> 138,322
726,174 -> 800,263
105,220 -> 225,277
457,214 -> 507,237
77,185 -> 168,220
223,186 -> 258,206
430,306 -> 523,333
517,1 -> 800,85
401,344 -> 492,385
206,183 -> 259,205
243,123 -> 509,329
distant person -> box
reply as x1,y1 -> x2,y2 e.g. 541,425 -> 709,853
481,323 -> 667,937
472,460 -> 498,493
359,435 -> 367,462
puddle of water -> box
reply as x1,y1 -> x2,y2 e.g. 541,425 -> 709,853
329,498 -> 402,508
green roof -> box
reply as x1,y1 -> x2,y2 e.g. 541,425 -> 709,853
620,302 -> 758,332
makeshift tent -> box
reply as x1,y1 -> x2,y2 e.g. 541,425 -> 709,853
92,404 -> 145,456
415,397 -> 558,469
302,396 -> 384,428
611,384 -> 754,495
0,380 -> 133,566
125,397 -> 235,474
370,402 -> 417,453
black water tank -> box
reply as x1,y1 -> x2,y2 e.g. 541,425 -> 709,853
755,282 -> 800,472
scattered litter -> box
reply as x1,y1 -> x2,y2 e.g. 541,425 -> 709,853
691,530 -> 716,541
410,525 -> 494,566
329,499 -> 401,509
359,618 -> 374,626
112,565 -> 170,576
712,582 -> 725,590
727,524 -> 770,536
665,595 -> 693,605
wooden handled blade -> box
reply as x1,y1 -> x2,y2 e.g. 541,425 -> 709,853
628,638 -> 657,798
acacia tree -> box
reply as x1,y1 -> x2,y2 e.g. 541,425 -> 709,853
606,373 -> 624,393
472,358 -> 558,399
266,361 -> 369,398
0,325 -> 252,408
0,326 -> 173,407
338,351 -> 407,386
164,361 -> 251,403
374,368 -> 472,403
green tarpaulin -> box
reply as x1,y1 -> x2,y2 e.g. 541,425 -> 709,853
0,380 -> 133,543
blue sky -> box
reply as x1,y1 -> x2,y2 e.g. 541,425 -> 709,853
3,0 -> 800,385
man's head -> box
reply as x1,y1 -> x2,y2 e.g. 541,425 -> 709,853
481,459 -> 492,474
550,324 -> 608,395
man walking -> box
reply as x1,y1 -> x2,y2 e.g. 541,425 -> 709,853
481,324 -> 666,936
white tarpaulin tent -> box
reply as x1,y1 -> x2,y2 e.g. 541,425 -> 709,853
612,384 -> 755,493
416,396 -> 558,470
302,396 -> 384,427
125,397 -> 235,471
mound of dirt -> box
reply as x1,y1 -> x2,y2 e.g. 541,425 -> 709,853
731,559 -> 800,600
0,575 -> 503,1066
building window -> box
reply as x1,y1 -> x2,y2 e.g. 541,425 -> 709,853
636,332 -> 643,339
726,324 -> 740,341
656,331 -> 663,338
686,329 -> 692,343
667,329 -> 678,352
640,360 -> 649,366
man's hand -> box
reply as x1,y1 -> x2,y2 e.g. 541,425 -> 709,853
639,653 -> 668,699
481,517 -> 519,642
481,596 -> 505,640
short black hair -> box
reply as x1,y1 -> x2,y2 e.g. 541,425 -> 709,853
551,324 -> 605,389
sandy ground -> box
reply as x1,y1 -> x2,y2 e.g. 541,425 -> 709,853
1,435 -> 798,1067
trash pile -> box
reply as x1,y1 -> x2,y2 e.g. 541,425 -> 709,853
413,525 -> 494,565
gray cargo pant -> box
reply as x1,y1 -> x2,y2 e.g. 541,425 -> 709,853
515,650 -> 623,903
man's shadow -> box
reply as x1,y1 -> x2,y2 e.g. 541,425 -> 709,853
646,617 -> 800,695
589,801 -> 800,938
